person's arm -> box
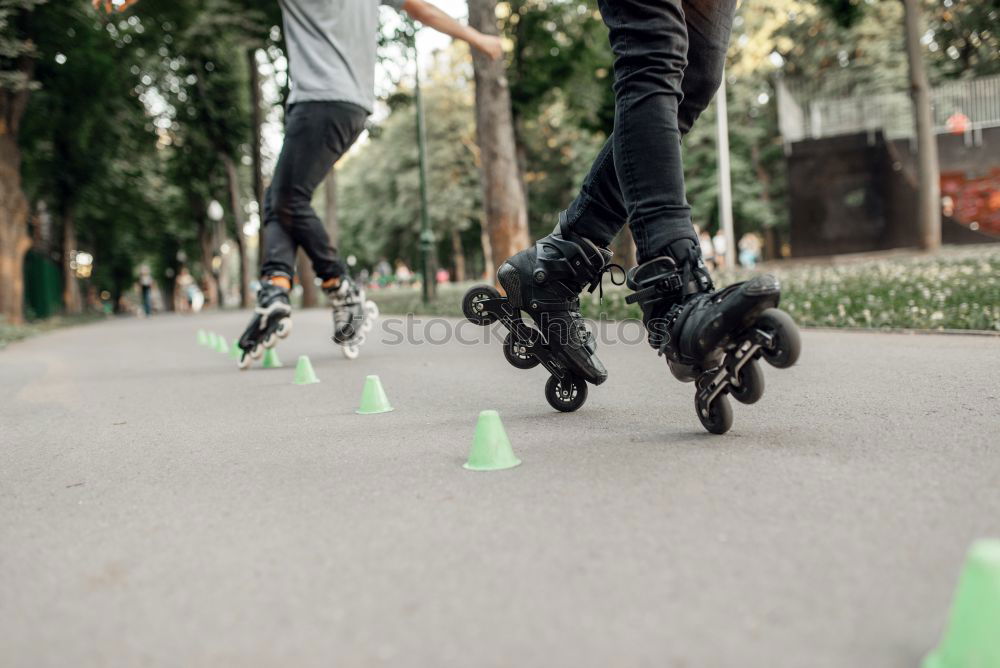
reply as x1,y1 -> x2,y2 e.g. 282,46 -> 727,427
400,0 -> 503,60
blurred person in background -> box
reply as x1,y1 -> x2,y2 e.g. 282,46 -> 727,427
738,233 -> 762,268
137,264 -> 153,316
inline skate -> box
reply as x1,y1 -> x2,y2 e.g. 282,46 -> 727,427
462,219 -> 620,412
237,280 -> 293,369
626,239 -> 801,434
327,276 -> 379,360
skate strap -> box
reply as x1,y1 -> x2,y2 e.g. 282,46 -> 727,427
626,273 -> 685,304
527,297 -> 581,312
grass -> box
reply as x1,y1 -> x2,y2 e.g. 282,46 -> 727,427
0,313 -> 105,350
374,246 -> 1000,332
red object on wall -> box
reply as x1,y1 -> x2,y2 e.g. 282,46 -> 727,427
940,169 -> 1000,236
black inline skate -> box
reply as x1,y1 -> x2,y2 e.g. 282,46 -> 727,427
326,276 -> 379,360
237,280 -> 293,369
626,239 -> 801,434
462,218 -> 620,413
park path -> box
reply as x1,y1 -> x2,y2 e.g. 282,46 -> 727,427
1,310 -> 998,668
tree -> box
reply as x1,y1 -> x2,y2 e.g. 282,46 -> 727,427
468,0 -> 529,281
901,0 -> 941,251
0,0 -> 42,325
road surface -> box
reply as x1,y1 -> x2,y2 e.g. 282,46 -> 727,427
2,310 -> 998,667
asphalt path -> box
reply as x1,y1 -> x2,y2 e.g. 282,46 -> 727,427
2,310 -> 998,667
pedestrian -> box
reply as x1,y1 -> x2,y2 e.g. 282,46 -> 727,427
138,264 -> 153,317
738,232 -> 761,268
474,0 -> 800,433
698,227 -> 716,270
712,229 -> 728,269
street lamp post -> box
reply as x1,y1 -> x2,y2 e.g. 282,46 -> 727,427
413,35 -> 436,303
716,71 -> 736,269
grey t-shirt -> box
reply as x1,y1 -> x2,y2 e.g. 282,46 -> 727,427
278,0 -> 405,113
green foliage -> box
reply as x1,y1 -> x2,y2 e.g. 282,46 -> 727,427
339,53 -> 484,274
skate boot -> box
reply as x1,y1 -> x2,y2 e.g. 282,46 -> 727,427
237,279 -> 293,370
462,216 -> 620,413
325,276 -> 378,360
626,238 -> 801,434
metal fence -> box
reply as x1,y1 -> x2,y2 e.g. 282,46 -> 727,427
776,73 -> 1000,144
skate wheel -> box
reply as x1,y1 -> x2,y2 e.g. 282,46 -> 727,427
462,285 -> 500,326
545,374 -> 588,413
276,317 -> 293,339
263,332 -> 277,349
342,344 -> 360,360
361,317 -> 374,334
355,332 -> 367,346
757,308 -> 801,369
250,344 -> 264,360
696,393 -> 733,435
237,353 -> 253,370
503,333 -> 540,370
730,359 -> 765,405
364,300 -> 379,319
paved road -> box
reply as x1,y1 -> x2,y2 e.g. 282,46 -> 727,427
2,310 -> 998,667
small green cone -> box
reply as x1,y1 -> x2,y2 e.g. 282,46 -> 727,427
356,375 -> 393,414
262,347 -> 283,369
229,339 -> 241,360
216,334 -> 229,354
293,355 -> 320,385
464,410 -> 521,471
197,329 -> 208,346
207,331 -> 219,349
924,540 -> 1000,668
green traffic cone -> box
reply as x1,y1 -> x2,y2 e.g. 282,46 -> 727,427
293,355 -> 320,385
197,329 -> 208,346
229,339 -> 241,360
924,539 -> 1000,668
216,334 -> 229,354
262,347 -> 283,369
464,410 -> 521,471
356,375 -> 393,414
207,331 -> 219,349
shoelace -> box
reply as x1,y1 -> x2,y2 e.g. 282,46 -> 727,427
586,262 -> 627,302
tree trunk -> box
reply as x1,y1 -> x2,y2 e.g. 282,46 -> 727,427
902,0 -> 941,251
450,228 -> 466,282
197,216 -> 219,308
0,137 -> 31,325
0,61 -> 33,325
248,48 -> 266,272
61,209 -> 82,314
468,0 -> 530,283
479,219 -> 493,280
222,152 -> 251,307
298,249 -> 318,307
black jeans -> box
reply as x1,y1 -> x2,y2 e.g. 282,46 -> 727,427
260,101 -> 368,282
563,0 -> 736,264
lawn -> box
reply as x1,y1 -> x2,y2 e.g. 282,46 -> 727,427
373,246 -> 1000,332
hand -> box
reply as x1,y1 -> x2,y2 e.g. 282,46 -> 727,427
472,34 -> 504,61
92,0 -> 140,13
